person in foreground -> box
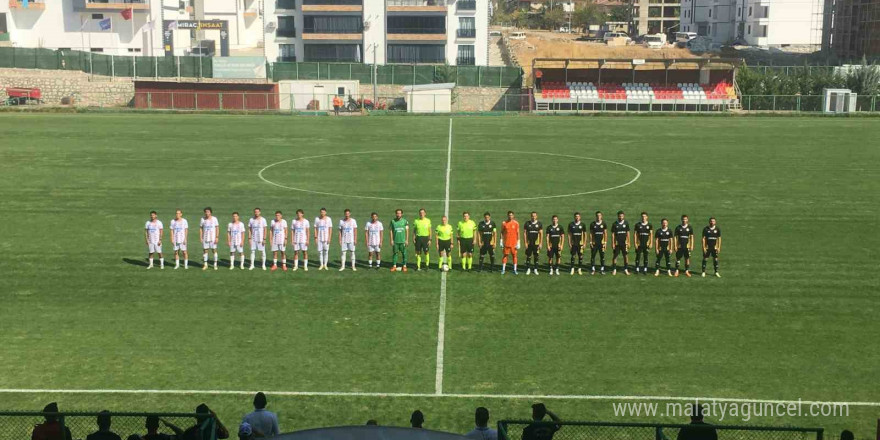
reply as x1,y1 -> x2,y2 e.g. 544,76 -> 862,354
86,411 -> 121,440
676,403 -> 717,440
522,403 -> 561,440
464,407 -> 498,440
241,392 -> 280,438
182,404 -> 229,440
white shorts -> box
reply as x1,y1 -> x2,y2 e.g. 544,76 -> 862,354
230,244 -> 244,253
251,241 -> 265,251
317,241 -> 330,252
203,241 -> 217,250
173,242 -> 186,251
368,245 -> 381,253
148,243 -> 162,253
272,242 -> 286,252
341,242 -> 355,252
292,243 -> 308,252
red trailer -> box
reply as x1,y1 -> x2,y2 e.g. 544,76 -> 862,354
5,87 -> 43,105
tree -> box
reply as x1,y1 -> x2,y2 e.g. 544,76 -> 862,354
571,3 -> 603,32
543,7 -> 566,30
608,4 -> 629,22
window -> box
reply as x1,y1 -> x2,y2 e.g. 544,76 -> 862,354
127,48 -> 142,53
279,43 -> 296,62
457,17 -> 475,38
737,6 -> 741,16
387,44 -> 445,63
277,16 -> 296,38
276,0 -> 297,9
337,87 -> 345,96
303,15 -> 363,33
648,6 -> 661,17
304,44 -> 361,62
91,13 -> 104,19
90,48 -> 104,52
387,16 -> 445,34
0,13 -> 7,33
748,6 -> 752,16
457,44 -> 474,65
747,24 -> 751,34
708,8 -> 711,17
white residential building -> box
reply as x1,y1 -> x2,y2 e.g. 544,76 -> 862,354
0,0 -> 490,65
679,0 -> 823,47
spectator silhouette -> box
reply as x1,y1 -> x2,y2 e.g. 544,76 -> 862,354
238,423 -> 255,440
676,403 -> 717,440
840,431 -> 854,440
241,392 -> 280,438
365,420 -> 378,426
522,403 -> 561,440
182,404 -> 229,440
465,407 -> 498,440
32,402 -> 72,440
128,435 -> 142,440
86,410 -> 122,440
410,410 -> 425,429
143,416 -> 183,440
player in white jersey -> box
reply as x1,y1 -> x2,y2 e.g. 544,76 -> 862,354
364,212 -> 384,269
169,209 -> 188,269
338,209 -> 358,271
290,209 -> 311,271
200,207 -> 220,270
313,207 -> 333,270
248,207 -> 268,270
270,210 -> 288,271
144,211 -> 164,269
228,212 -> 246,270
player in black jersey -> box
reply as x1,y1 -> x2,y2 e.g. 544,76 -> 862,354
545,215 -> 564,275
567,212 -> 587,275
610,210 -> 631,275
674,214 -> 695,277
523,212 -> 543,275
477,212 -> 497,272
589,211 -> 608,274
633,212 -> 653,274
701,217 -> 722,278
654,218 -> 673,276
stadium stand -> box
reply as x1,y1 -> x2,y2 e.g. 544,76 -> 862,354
540,81 -> 736,103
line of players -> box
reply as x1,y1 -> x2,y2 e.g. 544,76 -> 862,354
144,206 -> 722,277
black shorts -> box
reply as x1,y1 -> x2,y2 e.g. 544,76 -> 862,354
479,242 -> 494,255
676,248 -> 691,259
703,248 -> 718,258
459,238 -> 475,254
613,243 -> 627,257
570,243 -> 583,255
415,236 -> 430,252
547,242 -> 561,258
438,239 -> 452,253
525,243 -> 539,256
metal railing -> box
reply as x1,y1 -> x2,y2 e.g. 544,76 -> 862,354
276,0 -> 297,9
498,420 -> 824,440
387,27 -> 446,34
302,26 -> 364,34
457,28 -> 477,38
303,0 -> 363,4
276,28 -> 297,38
387,0 -> 447,6
457,57 -> 476,66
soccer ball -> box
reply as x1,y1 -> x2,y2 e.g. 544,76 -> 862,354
442,264 -> 449,272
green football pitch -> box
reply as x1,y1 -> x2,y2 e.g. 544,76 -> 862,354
0,113 -> 878,437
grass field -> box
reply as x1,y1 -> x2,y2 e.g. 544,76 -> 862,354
0,114 -> 878,438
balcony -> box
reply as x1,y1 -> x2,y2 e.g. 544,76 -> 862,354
302,26 -> 363,40
387,0 -> 447,12
387,27 -> 446,41
276,28 -> 297,38
302,0 -> 363,12
456,56 -> 475,65
456,0 -> 476,11
275,0 -> 296,10
277,56 -> 297,62
456,28 -> 476,38
78,0 -> 149,10
9,0 -> 46,9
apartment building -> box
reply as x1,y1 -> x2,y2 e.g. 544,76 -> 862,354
679,0 -> 824,46
632,0 -> 681,36
827,0 -> 880,59
264,0 -> 489,65
0,0 -> 489,65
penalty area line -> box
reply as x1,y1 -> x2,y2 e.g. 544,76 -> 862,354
0,389 -> 878,407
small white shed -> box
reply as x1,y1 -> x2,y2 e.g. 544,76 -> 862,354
402,83 -> 455,113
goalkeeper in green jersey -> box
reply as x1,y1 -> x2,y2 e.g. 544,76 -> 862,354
389,209 -> 409,272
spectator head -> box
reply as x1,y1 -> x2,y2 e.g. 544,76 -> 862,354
145,416 -> 160,432
195,403 -> 211,423
366,420 -> 378,426
128,435 -> 142,440
410,410 -> 424,428
238,422 -> 254,440
475,407 -> 490,428
43,402 -> 59,422
532,403 -> 547,421
253,392 -> 267,410
690,402 -> 705,422
840,431 -> 854,440
97,410 -> 112,431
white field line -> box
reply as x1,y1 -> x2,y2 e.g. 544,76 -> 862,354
435,119 -> 453,395
1,389 -> 878,407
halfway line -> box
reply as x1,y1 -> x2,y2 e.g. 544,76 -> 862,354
435,119 -> 453,395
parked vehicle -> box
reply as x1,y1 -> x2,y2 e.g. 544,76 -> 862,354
558,26 -> 571,33
603,32 -> 631,44
489,30 -> 502,37
345,96 -> 384,111
510,31 -> 527,40
643,34 -> 665,49
674,32 -> 698,47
